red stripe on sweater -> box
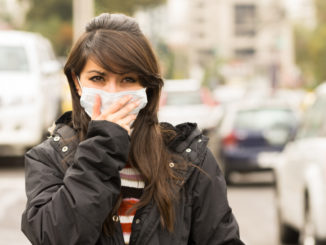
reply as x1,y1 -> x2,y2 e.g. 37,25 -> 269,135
118,199 -> 138,215
121,223 -> 132,233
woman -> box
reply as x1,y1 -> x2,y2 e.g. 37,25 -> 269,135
21,13 -> 244,245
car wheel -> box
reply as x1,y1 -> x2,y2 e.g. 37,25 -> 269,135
300,200 -> 314,245
279,222 -> 300,244
223,168 -> 232,185
300,197 -> 325,245
315,239 -> 326,245
224,173 -> 231,185
275,183 -> 299,244
219,157 -> 231,185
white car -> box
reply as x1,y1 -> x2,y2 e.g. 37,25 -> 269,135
0,30 -> 62,156
274,83 -> 326,245
158,79 -> 222,134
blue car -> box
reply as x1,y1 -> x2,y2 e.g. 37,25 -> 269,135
213,102 -> 299,184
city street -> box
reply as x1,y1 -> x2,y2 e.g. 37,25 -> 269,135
0,159 -> 279,245
227,174 -> 279,245
0,158 -> 29,245
0,0 -> 324,244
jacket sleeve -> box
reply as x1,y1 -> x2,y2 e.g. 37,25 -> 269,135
189,149 -> 245,245
21,120 -> 129,245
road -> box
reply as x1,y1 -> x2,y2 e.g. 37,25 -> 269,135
0,160 -> 278,245
0,158 -> 29,245
228,184 -> 279,244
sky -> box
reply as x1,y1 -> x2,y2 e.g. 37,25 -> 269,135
284,0 -> 316,26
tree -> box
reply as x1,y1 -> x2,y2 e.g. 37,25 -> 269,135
295,0 -> 326,88
96,0 -> 166,16
25,0 -> 72,22
23,0 -> 73,56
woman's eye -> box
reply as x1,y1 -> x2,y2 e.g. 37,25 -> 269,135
90,76 -> 104,82
123,77 -> 137,83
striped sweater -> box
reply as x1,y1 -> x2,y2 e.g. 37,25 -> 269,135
118,164 -> 144,244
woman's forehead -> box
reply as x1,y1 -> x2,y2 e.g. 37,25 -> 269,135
82,59 -> 106,73
81,58 -> 138,76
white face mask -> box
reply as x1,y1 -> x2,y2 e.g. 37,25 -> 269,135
77,76 -> 148,119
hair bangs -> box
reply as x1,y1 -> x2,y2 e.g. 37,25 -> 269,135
89,30 -> 149,78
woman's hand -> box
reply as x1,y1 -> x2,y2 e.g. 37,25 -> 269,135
91,94 -> 139,134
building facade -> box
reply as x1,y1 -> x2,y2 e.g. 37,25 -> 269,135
187,0 -> 297,87
0,0 -> 29,28
137,0 -> 301,87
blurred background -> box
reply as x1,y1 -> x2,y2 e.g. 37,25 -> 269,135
1,0 -> 326,244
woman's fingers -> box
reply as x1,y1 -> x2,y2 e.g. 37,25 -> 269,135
92,94 -> 101,119
91,94 -> 140,133
102,95 -> 132,117
117,114 -> 137,134
117,114 -> 137,127
107,100 -> 140,122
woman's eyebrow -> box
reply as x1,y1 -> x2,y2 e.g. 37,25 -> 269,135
86,70 -> 106,76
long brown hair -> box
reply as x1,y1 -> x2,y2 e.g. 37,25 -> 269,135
64,13 -> 182,234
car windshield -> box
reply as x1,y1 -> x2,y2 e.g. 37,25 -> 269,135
165,91 -> 202,105
0,46 -> 29,72
235,108 -> 296,131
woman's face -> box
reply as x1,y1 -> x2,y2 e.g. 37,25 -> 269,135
74,58 -> 144,96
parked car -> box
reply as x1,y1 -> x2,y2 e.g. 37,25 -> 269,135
0,30 -> 62,156
212,100 -> 299,184
158,79 -> 222,134
274,83 -> 326,245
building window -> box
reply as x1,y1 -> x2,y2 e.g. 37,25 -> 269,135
234,48 -> 255,58
234,4 -> 256,36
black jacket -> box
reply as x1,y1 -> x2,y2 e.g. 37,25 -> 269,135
21,112 -> 245,245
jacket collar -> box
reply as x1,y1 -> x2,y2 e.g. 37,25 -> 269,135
55,111 -> 73,125
55,111 -> 203,153
52,111 -> 207,168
